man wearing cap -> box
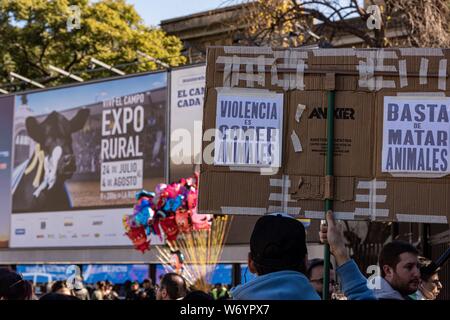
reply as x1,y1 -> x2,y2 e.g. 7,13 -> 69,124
230,211 -> 376,300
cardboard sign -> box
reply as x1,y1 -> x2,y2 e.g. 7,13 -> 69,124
214,88 -> 283,167
382,96 -> 450,174
198,46 -> 450,225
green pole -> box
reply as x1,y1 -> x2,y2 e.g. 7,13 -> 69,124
323,89 -> 335,300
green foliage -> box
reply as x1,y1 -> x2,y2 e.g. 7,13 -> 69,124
0,0 -> 186,90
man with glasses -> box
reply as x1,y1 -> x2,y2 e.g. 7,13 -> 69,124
307,259 -> 336,299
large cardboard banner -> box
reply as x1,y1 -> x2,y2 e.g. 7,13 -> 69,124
10,73 -> 167,248
0,96 -> 15,248
169,65 -> 205,181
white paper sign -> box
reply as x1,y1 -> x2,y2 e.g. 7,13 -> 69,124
382,96 -> 450,174
214,89 -> 283,167
100,159 -> 143,191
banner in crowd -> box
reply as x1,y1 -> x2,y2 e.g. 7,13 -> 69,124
169,65 -> 206,181
9,72 -> 168,248
0,96 -> 15,248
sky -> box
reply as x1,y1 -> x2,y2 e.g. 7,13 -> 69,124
16,73 -> 167,115
126,0 -> 237,26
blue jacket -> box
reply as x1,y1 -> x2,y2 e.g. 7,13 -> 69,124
231,259 -> 376,300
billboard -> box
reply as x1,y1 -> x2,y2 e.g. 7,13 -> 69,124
0,96 -> 14,248
10,72 -> 168,248
17,264 -> 72,283
82,264 -> 149,284
169,65 -> 206,181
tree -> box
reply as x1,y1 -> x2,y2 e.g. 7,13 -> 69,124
237,0 -> 450,48
0,0 -> 186,91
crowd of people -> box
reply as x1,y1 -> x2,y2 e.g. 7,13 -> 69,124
0,211 -> 445,301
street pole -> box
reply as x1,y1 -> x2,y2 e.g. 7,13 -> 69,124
323,85 -> 335,300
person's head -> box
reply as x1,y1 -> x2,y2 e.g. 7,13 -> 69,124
130,281 -> 140,292
156,273 -> 187,300
142,279 -> 153,289
96,281 -> 106,291
51,280 -> 72,296
378,241 -> 420,295
183,290 -> 214,301
0,271 -> 33,300
418,257 -> 442,300
248,213 -> 308,276
39,292 -> 80,301
306,259 -> 335,298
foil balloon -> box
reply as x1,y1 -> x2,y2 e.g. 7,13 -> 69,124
159,215 -> 179,241
175,209 -> 191,233
125,226 -> 150,253
191,209 -> 212,231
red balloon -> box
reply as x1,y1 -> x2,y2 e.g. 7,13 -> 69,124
160,215 -> 179,241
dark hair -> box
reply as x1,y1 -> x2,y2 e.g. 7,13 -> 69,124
379,241 -> 419,277
183,290 -> 213,301
418,256 -> 439,282
96,281 -> 106,289
160,273 -> 187,300
39,293 -> 80,301
0,271 -> 33,300
306,259 -> 333,279
250,214 -> 308,276
51,280 -> 69,293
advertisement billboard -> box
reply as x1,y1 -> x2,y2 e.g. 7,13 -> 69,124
82,264 -> 149,284
0,95 -> 15,248
169,65 -> 205,181
10,72 -> 167,248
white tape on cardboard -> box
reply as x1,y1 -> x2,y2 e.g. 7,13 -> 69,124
419,58 -> 429,85
224,46 -> 274,55
216,56 -> 275,66
295,104 -> 306,123
398,59 -> 408,88
438,59 -> 447,91
305,211 -> 355,220
270,178 -> 291,187
399,48 -> 444,56
291,130 -> 303,152
396,214 -> 448,224
269,193 -> 296,202
357,180 -> 387,189
396,92 -> 446,97
267,206 -> 301,216
355,194 -> 387,203
354,208 -> 389,217
221,207 -> 267,215
312,49 -> 356,56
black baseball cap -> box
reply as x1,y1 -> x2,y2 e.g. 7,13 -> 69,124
250,213 -> 308,269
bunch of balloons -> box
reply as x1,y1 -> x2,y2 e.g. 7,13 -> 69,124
123,173 -> 212,253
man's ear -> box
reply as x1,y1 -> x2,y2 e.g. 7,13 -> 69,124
248,252 -> 258,275
160,288 -> 168,300
25,117 -> 44,144
70,108 -> 90,133
382,265 -> 393,279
